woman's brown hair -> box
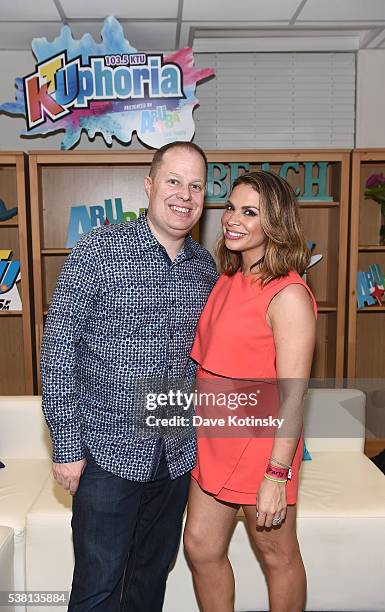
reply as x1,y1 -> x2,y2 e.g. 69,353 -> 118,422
216,170 -> 310,285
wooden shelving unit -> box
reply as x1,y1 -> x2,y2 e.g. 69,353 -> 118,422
348,149 -> 385,380
29,149 -> 350,391
348,149 -> 385,444
0,152 -> 34,394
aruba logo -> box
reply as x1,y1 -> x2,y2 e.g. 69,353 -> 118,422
0,250 -> 21,311
66,198 -> 146,248
0,251 -> 20,295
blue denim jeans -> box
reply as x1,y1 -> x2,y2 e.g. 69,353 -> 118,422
68,446 -> 190,611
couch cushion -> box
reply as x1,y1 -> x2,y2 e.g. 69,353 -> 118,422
0,459 -> 51,533
298,451 -> 385,517
0,526 -> 14,599
26,475 -> 73,601
27,473 -> 72,519
0,525 -> 13,544
0,396 -> 51,459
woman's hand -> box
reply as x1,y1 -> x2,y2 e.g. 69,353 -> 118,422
256,477 -> 287,528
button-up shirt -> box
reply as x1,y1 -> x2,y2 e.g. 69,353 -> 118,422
41,213 -> 218,480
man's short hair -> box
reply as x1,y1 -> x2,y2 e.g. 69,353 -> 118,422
149,141 -> 208,181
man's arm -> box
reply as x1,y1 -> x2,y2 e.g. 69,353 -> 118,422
40,232 -> 101,492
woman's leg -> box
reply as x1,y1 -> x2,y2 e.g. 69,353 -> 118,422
243,504 -> 306,612
184,479 -> 239,612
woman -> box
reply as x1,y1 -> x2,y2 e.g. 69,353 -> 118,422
184,171 -> 317,612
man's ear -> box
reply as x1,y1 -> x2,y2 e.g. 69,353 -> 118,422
144,176 -> 152,199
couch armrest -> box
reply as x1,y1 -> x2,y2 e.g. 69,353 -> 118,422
304,389 -> 365,452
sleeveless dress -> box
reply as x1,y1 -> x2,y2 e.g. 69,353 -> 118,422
190,269 -> 317,505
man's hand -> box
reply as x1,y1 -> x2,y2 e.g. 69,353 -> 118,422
52,459 -> 86,496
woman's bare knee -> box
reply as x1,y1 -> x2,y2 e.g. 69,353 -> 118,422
184,525 -> 226,566
184,480 -> 238,567
253,533 -> 301,572
243,505 -> 301,573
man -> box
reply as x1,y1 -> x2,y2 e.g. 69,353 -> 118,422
40,141 -> 218,611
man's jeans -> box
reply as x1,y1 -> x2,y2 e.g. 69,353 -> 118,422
68,446 -> 190,611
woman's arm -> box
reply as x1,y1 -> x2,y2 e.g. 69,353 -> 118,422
256,283 -> 316,528
268,282 -> 316,464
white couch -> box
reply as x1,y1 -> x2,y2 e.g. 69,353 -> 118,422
1,391 -> 385,612
0,526 -> 14,612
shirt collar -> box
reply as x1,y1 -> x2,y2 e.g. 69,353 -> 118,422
135,211 -> 159,251
181,234 -> 198,260
135,210 -> 198,259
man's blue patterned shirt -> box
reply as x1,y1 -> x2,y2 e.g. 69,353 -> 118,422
41,213 -> 218,480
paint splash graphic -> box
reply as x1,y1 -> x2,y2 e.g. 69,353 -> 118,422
0,16 -> 214,149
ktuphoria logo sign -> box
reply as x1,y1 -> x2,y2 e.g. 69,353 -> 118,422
0,16 -> 215,150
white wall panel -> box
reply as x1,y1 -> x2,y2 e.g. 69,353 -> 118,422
193,52 -> 355,149
356,50 -> 385,147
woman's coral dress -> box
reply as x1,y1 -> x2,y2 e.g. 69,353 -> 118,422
190,270 -> 317,505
